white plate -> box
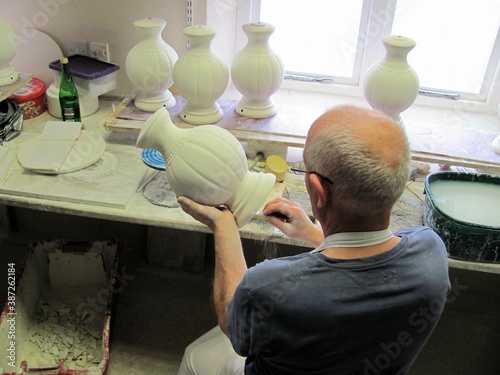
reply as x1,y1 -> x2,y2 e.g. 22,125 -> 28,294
17,130 -> 106,174
11,29 -> 63,87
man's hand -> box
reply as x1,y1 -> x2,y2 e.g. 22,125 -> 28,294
177,196 -> 236,232
263,197 -> 324,247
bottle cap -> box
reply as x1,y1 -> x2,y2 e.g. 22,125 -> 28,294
60,57 -> 68,64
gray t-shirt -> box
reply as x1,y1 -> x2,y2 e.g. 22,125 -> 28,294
227,226 -> 450,375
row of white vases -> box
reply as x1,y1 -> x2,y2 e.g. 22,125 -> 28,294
126,17 -> 284,124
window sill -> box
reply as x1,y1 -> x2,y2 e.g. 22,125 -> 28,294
221,84 -> 500,173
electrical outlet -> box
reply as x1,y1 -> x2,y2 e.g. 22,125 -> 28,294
68,41 -> 87,56
89,42 -> 110,62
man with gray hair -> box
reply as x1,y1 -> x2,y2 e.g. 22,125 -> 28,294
177,105 -> 450,375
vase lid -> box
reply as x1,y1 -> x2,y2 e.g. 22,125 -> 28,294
383,35 -> 416,48
183,25 -> 216,37
243,22 -> 275,33
133,17 -> 166,29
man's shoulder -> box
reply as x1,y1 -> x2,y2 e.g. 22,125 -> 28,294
243,253 -> 318,288
396,225 -> 435,236
396,226 -> 446,249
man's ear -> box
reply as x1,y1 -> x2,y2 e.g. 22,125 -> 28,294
309,174 -> 328,209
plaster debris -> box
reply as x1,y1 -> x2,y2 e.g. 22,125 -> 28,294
23,285 -> 107,371
143,172 -> 180,207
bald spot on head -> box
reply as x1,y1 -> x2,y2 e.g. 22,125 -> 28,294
306,106 -> 407,168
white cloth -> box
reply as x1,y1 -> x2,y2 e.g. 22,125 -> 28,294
177,326 -> 245,375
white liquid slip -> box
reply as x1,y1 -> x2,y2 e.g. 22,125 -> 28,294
429,180 -> 500,227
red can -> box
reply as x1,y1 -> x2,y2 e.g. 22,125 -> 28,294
9,77 -> 47,119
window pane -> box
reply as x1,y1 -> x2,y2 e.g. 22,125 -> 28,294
260,0 -> 364,79
391,0 -> 500,95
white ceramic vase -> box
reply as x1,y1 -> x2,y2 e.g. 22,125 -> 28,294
492,136 -> 500,155
136,107 -> 276,228
231,22 -> 284,119
0,16 -> 18,86
363,35 -> 419,125
126,17 -> 178,112
493,103 -> 500,155
173,25 -> 229,125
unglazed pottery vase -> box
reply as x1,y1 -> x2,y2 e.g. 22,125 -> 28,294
231,22 -> 284,119
173,25 -> 229,125
363,35 -> 419,126
0,16 -> 18,86
493,104 -> 500,155
136,107 -> 276,228
126,17 -> 178,111
492,136 -> 500,155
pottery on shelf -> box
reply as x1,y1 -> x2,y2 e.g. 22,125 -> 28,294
492,136 -> 500,155
493,104 -> 500,156
126,17 -> 178,112
173,25 -> 229,125
136,107 -> 276,228
0,16 -> 19,86
231,22 -> 284,119
363,35 -> 419,126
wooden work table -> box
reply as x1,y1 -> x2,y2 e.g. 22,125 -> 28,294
0,98 -> 499,274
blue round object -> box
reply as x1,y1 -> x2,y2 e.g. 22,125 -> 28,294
141,148 -> 166,171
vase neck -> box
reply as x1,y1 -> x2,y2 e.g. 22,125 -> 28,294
138,108 -> 191,166
244,30 -> 273,45
382,35 -> 416,64
243,22 -> 275,49
384,47 -> 414,63
184,25 -> 216,51
134,18 -> 166,41
246,33 -> 272,46
188,34 -> 215,50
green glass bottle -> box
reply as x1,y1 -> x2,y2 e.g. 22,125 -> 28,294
59,57 -> 81,122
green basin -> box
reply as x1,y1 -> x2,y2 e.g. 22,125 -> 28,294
423,172 -> 500,263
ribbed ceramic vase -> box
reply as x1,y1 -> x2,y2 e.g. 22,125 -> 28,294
231,22 -> 284,119
0,16 -> 18,86
126,17 -> 178,112
363,35 -> 419,126
136,107 -> 276,228
173,25 -> 229,125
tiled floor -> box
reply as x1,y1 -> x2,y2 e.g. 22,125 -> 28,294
1,206 -> 500,374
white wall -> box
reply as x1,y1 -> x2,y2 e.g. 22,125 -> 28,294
1,0 -> 214,97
